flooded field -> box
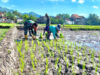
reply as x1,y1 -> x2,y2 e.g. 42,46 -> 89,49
62,30 -> 100,51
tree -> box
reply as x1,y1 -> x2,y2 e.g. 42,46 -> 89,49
23,14 -> 29,21
57,14 -> 70,19
28,15 -> 37,21
87,14 -> 100,25
12,10 -> 22,18
6,12 -> 15,20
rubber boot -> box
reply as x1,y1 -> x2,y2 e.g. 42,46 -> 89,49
25,35 -> 28,40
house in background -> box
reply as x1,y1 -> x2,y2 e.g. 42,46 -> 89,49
6,19 -> 14,23
36,16 -> 46,24
0,12 -> 4,18
0,12 -> 7,23
70,14 -> 86,25
17,18 -> 23,23
64,18 -> 73,25
0,12 -> 15,23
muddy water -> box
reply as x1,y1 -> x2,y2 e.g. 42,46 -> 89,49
62,30 -> 100,51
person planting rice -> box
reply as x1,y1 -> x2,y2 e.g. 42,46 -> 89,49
45,24 -> 61,40
43,13 -> 51,35
24,20 -> 38,40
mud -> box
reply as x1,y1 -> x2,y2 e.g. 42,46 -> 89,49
62,30 -> 100,51
0,27 -> 100,75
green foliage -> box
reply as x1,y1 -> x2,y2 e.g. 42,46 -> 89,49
64,25 -> 100,30
23,14 -> 29,21
51,17 -> 64,24
39,33 -> 43,39
59,33 -> 64,38
87,14 -> 100,25
0,29 -> 9,41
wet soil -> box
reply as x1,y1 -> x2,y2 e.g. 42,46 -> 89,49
62,30 -> 100,51
0,27 -> 100,75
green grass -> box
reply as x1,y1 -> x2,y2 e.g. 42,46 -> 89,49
0,23 -> 15,27
0,29 -> 9,41
64,25 -> 100,30
39,24 -> 100,30
0,23 -> 16,41
39,24 -> 57,26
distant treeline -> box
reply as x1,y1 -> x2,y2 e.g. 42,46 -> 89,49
1,10 -> 100,25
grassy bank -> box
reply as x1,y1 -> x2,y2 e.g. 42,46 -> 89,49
0,29 -> 9,41
39,24 -> 100,30
64,25 -> 100,30
0,23 -> 15,28
0,23 -> 15,41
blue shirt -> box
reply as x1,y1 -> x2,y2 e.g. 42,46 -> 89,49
49,26 -> 57,39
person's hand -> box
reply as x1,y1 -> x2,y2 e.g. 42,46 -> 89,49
32,35 -> 36,40
54,38 -> 57,41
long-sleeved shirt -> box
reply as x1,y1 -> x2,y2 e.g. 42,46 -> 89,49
49,26 -> 57,39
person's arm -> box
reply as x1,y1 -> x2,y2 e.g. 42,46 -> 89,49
55,33 -> 59,38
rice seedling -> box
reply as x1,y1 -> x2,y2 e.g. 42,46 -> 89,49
95,65 -> 98,75
50,40 -> 53,47
16,41 -> 23,56
45,57 -> 49,75
39,33 -> 43,39
30,47 -> 35,70
65,45 -> 68,54
59,33 -> 64,38
37,40 -> 40,46
19,53 -> 25,75
34,57 -> 38,67
86,54 -> 89,63
25,40 -> 29,52
72,55 -> 75,64
91,50 -> 95,63
82,62 -> 86,75
58,64 -> 62,75
72,64 -> 75,75
55,57 -> 59,69
77,55 -> 82,64
33,43 -> 36,51
89,49 -> 91,54
64,57 -> 69,68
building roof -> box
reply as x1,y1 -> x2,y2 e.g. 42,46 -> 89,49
71,14 -> 80,19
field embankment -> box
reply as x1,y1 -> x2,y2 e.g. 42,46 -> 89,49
0,23 -> 15,41
64,25 -> 100,30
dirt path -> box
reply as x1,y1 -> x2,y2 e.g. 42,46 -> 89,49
0,27 -> 18,75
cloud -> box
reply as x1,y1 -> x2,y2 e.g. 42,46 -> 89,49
72,0 -> 76,2
93,5 -> 99,9
48,0 -> 64,2
1,0 -> 9,3
78,0 -> 85,4
72,0 -> 85,4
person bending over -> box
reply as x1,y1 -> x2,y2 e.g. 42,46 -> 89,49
46,24 -> 61,40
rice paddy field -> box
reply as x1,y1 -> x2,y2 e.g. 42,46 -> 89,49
39,24 -> 100,30
0,24 -> 100,75
64,25 -> 100,30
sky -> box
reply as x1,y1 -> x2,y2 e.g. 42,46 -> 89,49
0,0 -> 100,17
